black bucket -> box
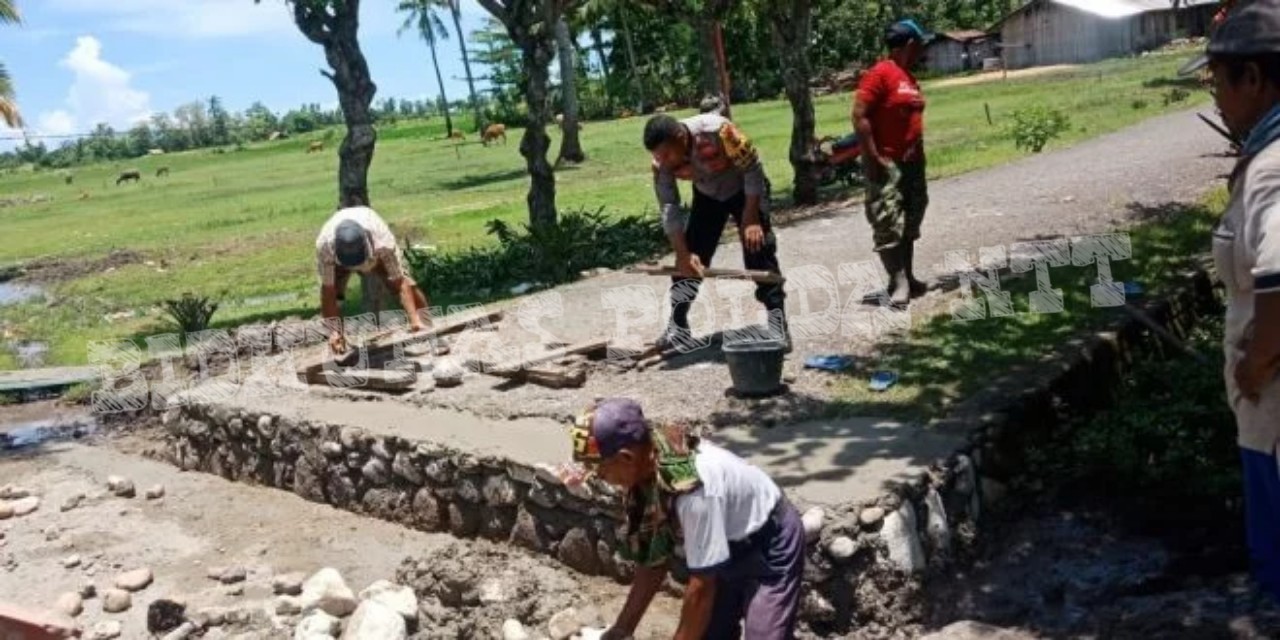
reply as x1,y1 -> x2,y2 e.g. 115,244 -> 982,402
722,335 -> 787,397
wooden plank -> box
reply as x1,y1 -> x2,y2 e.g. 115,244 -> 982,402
297,309 -> 504,379
471,339 -> 609,378
523,366 -> 587,389
626,265 -> 786,284
319,367 -> 418,391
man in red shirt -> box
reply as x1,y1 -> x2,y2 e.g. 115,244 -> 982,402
853,19 -> 932,307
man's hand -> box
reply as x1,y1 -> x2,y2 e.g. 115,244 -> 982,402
1235,350 -> 1277,402
408,319 -> 425,333
866,154 -> 893,184
328,331 -> 347,355
677,254 -> 706,279
743,224 -> 765,254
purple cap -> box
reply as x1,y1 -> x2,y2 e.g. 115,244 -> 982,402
571,398 -> 651,462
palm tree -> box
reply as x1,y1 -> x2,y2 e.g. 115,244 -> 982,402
440,0 -> 484,132
397,0 -> 454,138
0,0 -> 23,128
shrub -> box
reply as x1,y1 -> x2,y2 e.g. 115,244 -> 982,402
403,207 -> 667,304
163,293 -> 219,334
1163,87 -> 1191,105
1131,98 -> 1149,110
1007,106 -> 1072,153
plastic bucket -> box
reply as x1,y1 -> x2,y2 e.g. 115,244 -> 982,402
722,337 -> 787,397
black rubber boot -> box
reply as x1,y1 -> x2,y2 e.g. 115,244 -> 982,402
879,247 -> 910,308
904,240 -> 927,298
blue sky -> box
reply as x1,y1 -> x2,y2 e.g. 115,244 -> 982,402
0,0 -> 499,144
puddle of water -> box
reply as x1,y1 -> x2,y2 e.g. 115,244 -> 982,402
0,415 -> 98,450
12,341 -> 48,368
0,282 -> 44,306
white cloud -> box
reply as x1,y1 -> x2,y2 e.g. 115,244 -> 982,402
34,36 -> 153,137
46,0 -> 294,39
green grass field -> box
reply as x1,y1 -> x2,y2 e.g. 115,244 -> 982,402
0,52 -> 1212,367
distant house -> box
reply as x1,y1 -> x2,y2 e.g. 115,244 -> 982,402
924,30 -> 999,74
996,0 -> 1219,70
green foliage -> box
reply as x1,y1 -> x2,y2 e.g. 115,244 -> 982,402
403,207 -> 666,304
62,381 -> 98,405
1163,87 -> 1191,105
1007,106 -> 1072,153
1026,313 -> 1240,527
163,293 -> 220,334
1131,98 -> 1149,110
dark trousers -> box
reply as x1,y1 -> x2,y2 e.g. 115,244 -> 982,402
669,190 -> 786,330
1243,447 -> 1280,604
705,500 -> 805,639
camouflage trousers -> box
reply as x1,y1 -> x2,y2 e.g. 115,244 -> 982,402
862,158 -> 929,252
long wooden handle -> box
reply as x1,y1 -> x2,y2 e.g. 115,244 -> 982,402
627,265 -> 786,284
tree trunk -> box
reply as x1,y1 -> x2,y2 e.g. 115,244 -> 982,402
429,39 -> 454,138
617,6 -> 646,112
695,17 -> 720,99
710,19 -> 731,119
768,0 -> 817,205
320,8 -> 378,208
514,21 -> 558,228
555,16 -> 585,164
449,6 -> 484,131
590,26 -> 613,113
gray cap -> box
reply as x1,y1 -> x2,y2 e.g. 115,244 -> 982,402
333,220 -> 369,268
1180,0 -> 1280,76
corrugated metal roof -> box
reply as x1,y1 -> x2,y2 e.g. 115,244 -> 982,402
1007,0 -> 1219,21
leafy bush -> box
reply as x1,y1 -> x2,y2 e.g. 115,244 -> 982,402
1163,87 -> 1191,105
1027,314 -> 1240,527
163,293 -> 219,334
1131,98 -> 1149,110
1007,106 -> 1072,153
403,207 -> 667,304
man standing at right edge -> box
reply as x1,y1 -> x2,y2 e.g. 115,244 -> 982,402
853,19 -> 933,307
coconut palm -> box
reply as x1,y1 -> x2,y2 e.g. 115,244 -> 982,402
397,0 -> 454,138
439,0 -> 484,131
0,0 -> 23,128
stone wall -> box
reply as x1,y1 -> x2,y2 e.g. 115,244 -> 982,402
156,267 -> 1218,635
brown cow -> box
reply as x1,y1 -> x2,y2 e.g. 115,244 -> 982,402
116,170 -> 141,186
306,141 -> 325,154
482,124 -> 507,146
156,167 -> 170,178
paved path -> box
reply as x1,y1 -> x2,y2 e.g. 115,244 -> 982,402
237,108 -> 1233,508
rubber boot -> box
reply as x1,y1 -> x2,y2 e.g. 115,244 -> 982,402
879,247 -> 910,308
904,240 -> 927,298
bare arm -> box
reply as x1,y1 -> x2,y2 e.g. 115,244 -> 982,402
672,573 -> 716,640
852,99 -> 883,166
610,564 -> 667,636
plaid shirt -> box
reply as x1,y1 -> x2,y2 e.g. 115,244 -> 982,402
315,207 -> 405,287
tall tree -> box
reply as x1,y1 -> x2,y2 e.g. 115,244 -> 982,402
440,0 -> 484,131
641,0 -> 733,115
0,0 -> 22,128
397,0 -> 454,138
764,0 -> 818,205
255,0 -> 378,208
477,0 -> 583,228
208,95 -> 232,145
554,16 -> 584,164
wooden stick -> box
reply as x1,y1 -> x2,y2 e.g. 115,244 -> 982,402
627,265 -> 786,284
471,339 -> 610,378
319,367 -> 418,391
298,309 -> 504,380
1118,303 -> 1209,366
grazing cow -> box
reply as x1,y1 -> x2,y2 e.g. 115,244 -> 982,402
481,124 -> 507,146
307,141 -> 325,154
156,167 -> 170,178
116,170 -> 141,186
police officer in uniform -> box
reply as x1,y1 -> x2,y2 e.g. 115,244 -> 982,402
644,113 -> 787,351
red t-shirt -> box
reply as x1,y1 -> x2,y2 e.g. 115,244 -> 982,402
856,59 -> 926,162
